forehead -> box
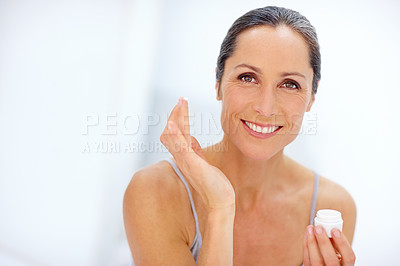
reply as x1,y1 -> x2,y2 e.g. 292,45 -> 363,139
227,25 -> 312,76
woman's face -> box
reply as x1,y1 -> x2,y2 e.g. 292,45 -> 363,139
218,25 -> 315,160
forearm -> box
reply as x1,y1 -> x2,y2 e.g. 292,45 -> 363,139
196,205 -> 236,266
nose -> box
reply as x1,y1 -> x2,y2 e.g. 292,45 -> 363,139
253,86 -> 279,118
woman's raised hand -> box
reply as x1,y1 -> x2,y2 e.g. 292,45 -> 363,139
303,225 -> 356,266
160,97 -> 235,212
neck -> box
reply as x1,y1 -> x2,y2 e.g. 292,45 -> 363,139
204,135 -> 290,212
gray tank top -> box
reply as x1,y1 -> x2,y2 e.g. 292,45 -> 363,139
164,158 -> 320,263
165,158 -> 202,262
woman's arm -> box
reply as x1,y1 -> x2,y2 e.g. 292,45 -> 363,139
197,206 -> 235,265
124,97 -> 236,265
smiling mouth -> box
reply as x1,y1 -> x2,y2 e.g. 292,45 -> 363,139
241,119 -> 283,134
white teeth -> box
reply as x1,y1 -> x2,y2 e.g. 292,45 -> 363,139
244,120 -> 279,134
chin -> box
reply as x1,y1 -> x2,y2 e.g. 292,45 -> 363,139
237,141 -> 283,161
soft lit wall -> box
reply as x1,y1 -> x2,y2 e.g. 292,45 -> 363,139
0,0 -> 399,265
0,0 -> 162,265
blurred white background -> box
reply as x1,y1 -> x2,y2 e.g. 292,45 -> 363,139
0,0 -> 399,265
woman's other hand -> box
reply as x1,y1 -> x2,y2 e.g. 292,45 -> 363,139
303,225 -> 356,266
160,97 -> 236,212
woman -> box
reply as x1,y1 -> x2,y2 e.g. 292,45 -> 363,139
124,6 -> 356,265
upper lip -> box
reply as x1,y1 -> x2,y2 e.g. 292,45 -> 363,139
241,119 -> 282,127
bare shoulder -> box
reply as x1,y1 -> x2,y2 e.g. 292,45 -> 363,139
286,158 -> 356,215
123,160 -> 196,264
124,160 -> 186,204
317,176 -> 356,211
317,175 -> 357,244
123,159 -> 191,227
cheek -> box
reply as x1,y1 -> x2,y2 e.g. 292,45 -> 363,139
278,93 -> 310,131
220,88 -> 250,133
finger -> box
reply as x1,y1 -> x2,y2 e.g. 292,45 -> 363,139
303,229 -> 311,266
306,225 -> 324,265
162,98 -> 185,141
179,97 -> 191,142
165,97 -> 191,144
167,97 -> 183,125
160,121 -> 180,152
331,229 -> 356,266
164,121 -> 197,165
191,136 -> 207,161
160,123 -> 175,154
165,121 -> 190,154
314,226 -> 340,266
160,115 -> 181,149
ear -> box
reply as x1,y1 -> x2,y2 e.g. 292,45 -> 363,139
306,93 -> 315,112
215,67 -> 222,101
215,81 -> 222,101
306,80 -> 320,112
306,81 -> 318,112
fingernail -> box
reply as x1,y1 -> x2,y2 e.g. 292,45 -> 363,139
308,226 -> 314,235
177,97 -> 182,105
183,96 -> 188,102
315,226 -> 323,235
332,228 -> 341,238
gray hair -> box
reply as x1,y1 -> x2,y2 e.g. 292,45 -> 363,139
216,6 -> 321,95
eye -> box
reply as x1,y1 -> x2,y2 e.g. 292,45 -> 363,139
238,73 -> 257,84
280,80 -> 300,90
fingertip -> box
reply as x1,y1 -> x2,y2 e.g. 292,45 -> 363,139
304,228 -> 308,240
307,225 -> 314,236
178,96 -> 188,105
331,228 -> 342,238
314,225 -> 324,236
175,97 -> 182,106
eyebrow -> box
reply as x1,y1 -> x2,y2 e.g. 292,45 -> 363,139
234,63 -> 306,79
234,63 -> 262,74
280,71 -> 306,79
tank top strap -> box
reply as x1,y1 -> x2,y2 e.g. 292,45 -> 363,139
165,158 -> 202,260
309,170 -> 320,225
